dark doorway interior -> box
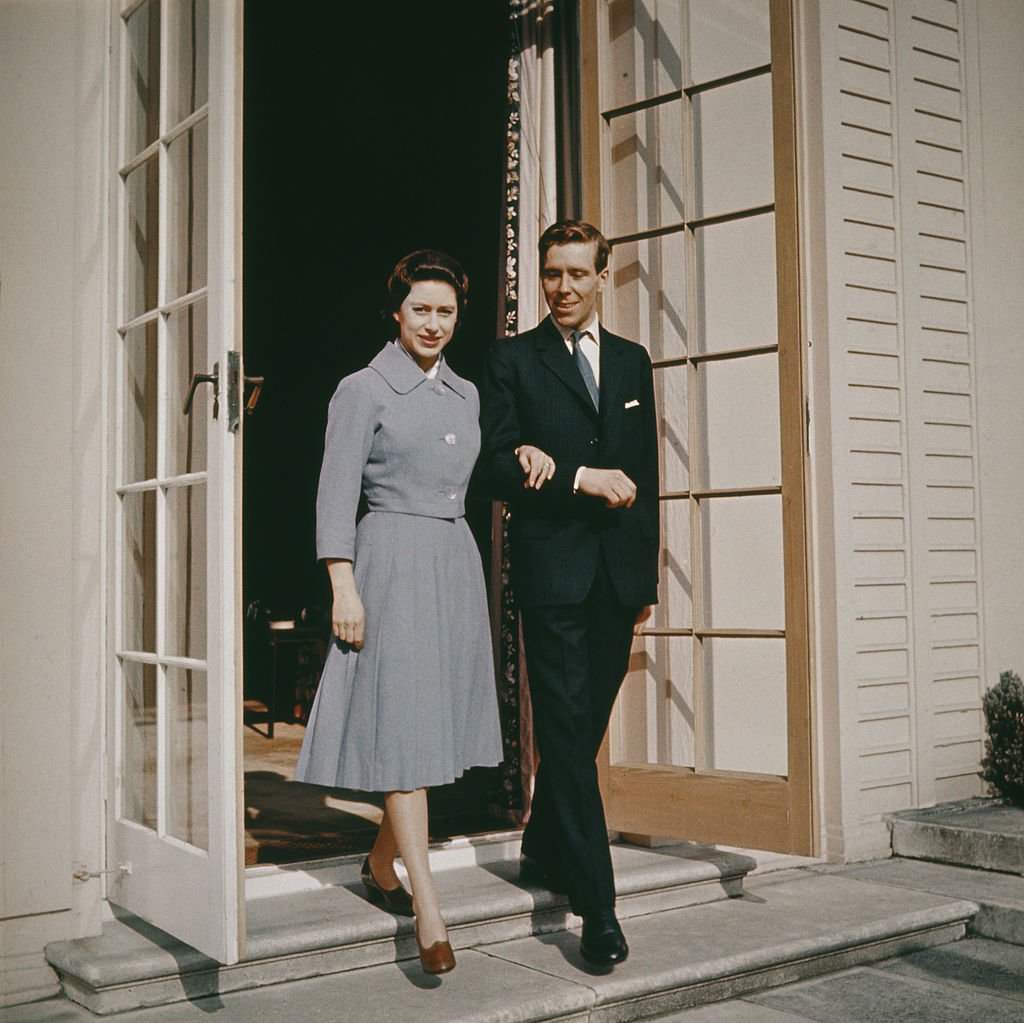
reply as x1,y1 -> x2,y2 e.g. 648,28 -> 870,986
242,2 -> 510,864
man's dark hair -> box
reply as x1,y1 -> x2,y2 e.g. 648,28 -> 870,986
538,220 -> 611,273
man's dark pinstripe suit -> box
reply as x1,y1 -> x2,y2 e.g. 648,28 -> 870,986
479,314 -> 660,914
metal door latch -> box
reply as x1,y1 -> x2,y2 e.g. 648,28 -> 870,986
227,351 -> 263,432
73,862 -> 132,883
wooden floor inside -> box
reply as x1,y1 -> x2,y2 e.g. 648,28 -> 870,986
243,720 -> 510,865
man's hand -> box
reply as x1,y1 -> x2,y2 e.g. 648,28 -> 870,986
517,445 -> 556,489
577,467 -> 637,508
633,605 -> 653,636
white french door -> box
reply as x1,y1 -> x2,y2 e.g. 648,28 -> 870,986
106,0 -> 245,963
582,0 -> 813,853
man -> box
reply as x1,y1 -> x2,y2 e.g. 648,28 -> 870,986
479,220 -> 660,968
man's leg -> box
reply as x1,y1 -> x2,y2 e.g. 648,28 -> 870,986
585,566 -> 639,758
520,599 -> 616,914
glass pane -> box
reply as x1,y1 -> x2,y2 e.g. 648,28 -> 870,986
166,483 -> 207,660
657,364 -> 689,493
122,321 -> 158,484
124,157 -> 160,320
654,496 -> 692,629
695,213 -> 777,353
607,0 -> 683,108
703,495 -> 784,630
693,75 -> 774,219
614,635 -> 694,767
687,0 -> 771,85
698,353 -> 781,490
125,0 -> 161,158
121,659 -> 158,828
167,120 -> 208,300
167,0 -> 209,124
609,99 -> 684,237
706,638 -> 787,774
167,665 -> 209,849
122,489 -> 157,654
611,232 -> 687,361
167,300 -> 209,475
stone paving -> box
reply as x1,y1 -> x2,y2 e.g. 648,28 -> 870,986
9,800 -> 1024,1022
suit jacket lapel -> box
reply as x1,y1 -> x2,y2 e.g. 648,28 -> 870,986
598,329 -> 627,424
535,317 -> 600,419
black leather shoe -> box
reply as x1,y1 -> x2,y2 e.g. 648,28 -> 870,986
519,853 -> 568,895
580,908 -> 629,969
361,856 -> 414,916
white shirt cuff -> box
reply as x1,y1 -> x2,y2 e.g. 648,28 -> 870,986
573,466 -> 587,493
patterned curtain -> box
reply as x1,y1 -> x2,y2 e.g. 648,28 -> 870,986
485,0 -> 565,821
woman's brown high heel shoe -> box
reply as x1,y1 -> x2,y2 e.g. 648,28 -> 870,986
416,921 -> 456,974
361,856 -> 414,916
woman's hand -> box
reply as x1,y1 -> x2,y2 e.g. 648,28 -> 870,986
516,445 -> 556,490
326,559 -> 365,649
332,589 -> 366,649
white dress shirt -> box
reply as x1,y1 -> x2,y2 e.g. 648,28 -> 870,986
551,314 -> 601,492
553,314 -> 601,388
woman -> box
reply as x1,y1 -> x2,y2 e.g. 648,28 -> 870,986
295,250 -> 503,974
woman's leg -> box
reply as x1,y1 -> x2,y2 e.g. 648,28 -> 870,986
367,805 -> 401,888
383,788 -> 447,946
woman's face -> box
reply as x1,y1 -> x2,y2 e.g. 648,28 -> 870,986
393,280 -> 458,371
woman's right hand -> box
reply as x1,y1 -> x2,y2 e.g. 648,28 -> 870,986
326,559 -> 365,649
332,589 -> 365,649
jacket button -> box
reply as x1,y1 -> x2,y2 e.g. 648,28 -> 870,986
444,433 -> 456,445
590,438 -> 599,446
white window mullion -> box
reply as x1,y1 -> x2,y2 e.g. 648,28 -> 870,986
155,662 -> 169,836
112,3 -> 132,830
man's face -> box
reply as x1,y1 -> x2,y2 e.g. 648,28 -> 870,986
541,241 -> 609,330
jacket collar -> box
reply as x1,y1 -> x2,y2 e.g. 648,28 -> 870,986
533,316 -> 628,421
369,341 -> 467,398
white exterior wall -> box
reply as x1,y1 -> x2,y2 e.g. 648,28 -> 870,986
0,0 -> 109,1006
973,0 -> 1024,692
805,0 -> 1024,861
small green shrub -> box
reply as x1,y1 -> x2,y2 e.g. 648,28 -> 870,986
980,670 -> 1024,806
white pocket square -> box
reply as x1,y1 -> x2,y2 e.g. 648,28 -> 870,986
624,399 -> 640,409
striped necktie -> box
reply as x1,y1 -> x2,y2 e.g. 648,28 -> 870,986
571,330 -> 599,411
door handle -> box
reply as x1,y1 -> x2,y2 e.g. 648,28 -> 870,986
244,375 -> 265,414
183,364 -> 220,418
226,351 -> 261,432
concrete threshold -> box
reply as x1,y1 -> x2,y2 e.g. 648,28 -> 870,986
44,843 -> 754,1016
19,869 -> 977,1023
832,856 -> 1024,946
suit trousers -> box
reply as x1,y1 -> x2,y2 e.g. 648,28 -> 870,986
520,560 -> 637,915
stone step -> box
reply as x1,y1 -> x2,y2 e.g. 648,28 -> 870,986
44,842 -> 755,1016
25,869 -> 978,1023
834,856 -> 1024,946
888,798 -> 1024,876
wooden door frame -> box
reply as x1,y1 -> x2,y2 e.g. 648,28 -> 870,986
580,0 -> 815,855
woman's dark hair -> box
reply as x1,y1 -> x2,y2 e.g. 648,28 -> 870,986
385,249 -> 469,320
538,220 -> 611,273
